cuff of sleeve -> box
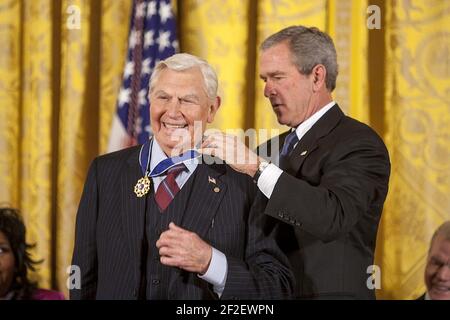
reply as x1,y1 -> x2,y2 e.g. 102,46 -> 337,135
198,247 -> 228,288
257,163 -> 283,198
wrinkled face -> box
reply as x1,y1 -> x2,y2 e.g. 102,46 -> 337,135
0,231 -> 15,298
425,235 -> 450,300
259,41 -> 315,128
150,67 -> 219,156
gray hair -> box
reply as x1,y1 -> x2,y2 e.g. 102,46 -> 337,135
261,25 -> 338,92
430,221 -> 450,250
150,53 -> 218,99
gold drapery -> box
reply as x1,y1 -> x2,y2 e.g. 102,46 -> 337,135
0,0 -> 132,294
375,0 -> 450,299
0,0 -> 448,299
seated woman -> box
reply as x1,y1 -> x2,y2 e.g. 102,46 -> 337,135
0,207 -> 64,300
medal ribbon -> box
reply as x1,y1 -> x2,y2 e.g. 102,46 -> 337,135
139,138 -> 201,177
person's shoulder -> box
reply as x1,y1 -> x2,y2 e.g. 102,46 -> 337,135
32,288 -> 65,300
338,110 -> 377,134
337,114 -> 387,148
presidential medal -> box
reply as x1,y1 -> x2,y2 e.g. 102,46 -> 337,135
134,176 -> 151,197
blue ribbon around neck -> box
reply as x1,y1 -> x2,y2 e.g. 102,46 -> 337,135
139,138 -> 201,177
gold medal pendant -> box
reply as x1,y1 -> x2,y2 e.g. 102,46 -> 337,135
134,176 -> 151,197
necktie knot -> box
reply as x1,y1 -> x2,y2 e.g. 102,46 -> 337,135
167,163 -> 186,177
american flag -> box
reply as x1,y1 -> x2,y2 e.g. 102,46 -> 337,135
108,0 -> 178,152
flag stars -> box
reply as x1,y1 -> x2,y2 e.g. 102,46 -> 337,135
135,116 -> 144,135
144,30 -> 155,48
118,87 -> 131,107
157,30 -> 171,52
142,58 -> 152,75
145,124 -> 152,136
135,2 -> 147,18
129,30 -> 141,49
124,61 -> 134,79
159,2 -> 173,23
147,1 -> 157,18
172,40 -> 179,51
138,89 -> 148,106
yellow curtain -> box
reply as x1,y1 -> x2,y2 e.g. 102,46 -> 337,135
328,0 -> 369,123
376,0 -> 450,299
179,0 -> 251,131
254,0 -> 327,136
0,0 -> 131,295
0,0 -> 448,299
0,0 -> 55,288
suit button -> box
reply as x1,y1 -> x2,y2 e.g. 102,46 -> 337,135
152,279 -> 160,285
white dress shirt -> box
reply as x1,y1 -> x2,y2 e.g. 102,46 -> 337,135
150,138 -> 228,297
257,101 -> 336,198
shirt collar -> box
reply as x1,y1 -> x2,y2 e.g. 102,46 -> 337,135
294,101 -> 336,141
150,138 -> 198,174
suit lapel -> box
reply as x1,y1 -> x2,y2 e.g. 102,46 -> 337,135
287,104 -> 345,175
179,160 -> 227,239
121,148 -> 147,289
167,159 -> 227,295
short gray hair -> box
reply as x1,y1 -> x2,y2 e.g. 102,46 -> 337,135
261,25 -> 338,92
150,53 -> 218,99
430,221 -> 450,250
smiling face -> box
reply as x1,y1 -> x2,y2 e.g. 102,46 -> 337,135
259,41 -> 318,128
425,235 -> 450,300
150,67 -> 220,156
0,231 -> 15,298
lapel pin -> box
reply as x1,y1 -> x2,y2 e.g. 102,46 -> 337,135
300,150 -> 308,156
208,176 -> 216,184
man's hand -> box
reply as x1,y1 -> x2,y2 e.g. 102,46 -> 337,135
156,222 -> 212,275
199,132 -> 261,177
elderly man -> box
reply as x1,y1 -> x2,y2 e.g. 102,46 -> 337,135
201,26 -> 391,299
421,221 -> 450,300
70,53 -> 293,300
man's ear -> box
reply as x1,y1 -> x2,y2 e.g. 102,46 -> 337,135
312,64 -> 327,92
207,96 -> 221,123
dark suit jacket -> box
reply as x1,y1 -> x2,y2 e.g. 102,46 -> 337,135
258,104 -> 390,299
70,145 -> 293,300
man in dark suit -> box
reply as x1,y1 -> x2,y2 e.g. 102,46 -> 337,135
70,53 -> 293,300
200,26 -> 391,299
